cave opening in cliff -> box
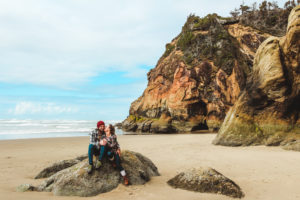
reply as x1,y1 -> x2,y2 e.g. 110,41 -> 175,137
191,121 -> 209,131
187,101 -> 209,131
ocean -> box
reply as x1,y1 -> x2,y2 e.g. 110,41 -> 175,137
0,119 -> 124,140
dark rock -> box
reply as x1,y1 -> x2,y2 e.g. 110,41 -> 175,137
120,151 -> 160,184
35,150 -> 159,197
35,155 -> 88,179
167,167 -> 244,198
114,123 -> 122,129
122,118 -> 138,132
136,120 -> 153,132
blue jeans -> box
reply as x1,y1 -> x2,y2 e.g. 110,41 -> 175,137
99,145 -> 124,171
88,144 -> 101,165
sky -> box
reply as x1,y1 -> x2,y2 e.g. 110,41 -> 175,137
0,0 -> 288,121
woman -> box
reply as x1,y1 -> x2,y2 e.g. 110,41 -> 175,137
99,124 -> 129,185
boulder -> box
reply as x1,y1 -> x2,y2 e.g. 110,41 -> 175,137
167,167 -> 244,198
28,150 -> 159,197
35,154 -> 88,179
16,184 -> 35,192
282,140 -> 300,152
213,6 -> 300,147
114,122 -> 122,129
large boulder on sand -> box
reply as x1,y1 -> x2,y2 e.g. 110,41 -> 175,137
35,154 -> 88,179
213,6 -> 300,147
167,167 -> 244,198
23,150 -> 159,197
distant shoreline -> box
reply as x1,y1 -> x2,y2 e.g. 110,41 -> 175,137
0,129 -> 217,141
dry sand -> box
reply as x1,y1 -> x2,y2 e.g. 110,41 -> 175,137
0,134 -> 299,200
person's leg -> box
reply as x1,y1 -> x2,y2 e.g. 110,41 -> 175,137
88,144 -> 96,165
88,144 -> 97,173
106,150 -> 114,160
95,145 -> 106,169
114,153 -> 128,185
98,145 -> 106,161
114,153 -> 124,171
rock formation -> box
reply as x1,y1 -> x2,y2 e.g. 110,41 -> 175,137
167,167 -> 244,198
122,14 -> 268,133
213,5 -> 300,147
282,140 -> 300,151
19,150 -> 159,197
16,184 -> 35,192
35,154 -> 88,179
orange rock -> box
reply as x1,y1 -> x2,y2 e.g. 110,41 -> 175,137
213,6 -> 300,147
122,14 -> 269,133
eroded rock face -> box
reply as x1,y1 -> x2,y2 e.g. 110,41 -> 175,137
213,6 -> 300,147
167,167 -> 244,198
24,151 -> 159,197
227,23 -> 270,64
122,15 -> 268,133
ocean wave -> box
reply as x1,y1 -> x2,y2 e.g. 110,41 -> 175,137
0,128 -> 93,135
0,119 -> 123,138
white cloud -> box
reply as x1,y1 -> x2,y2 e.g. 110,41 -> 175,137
0,0 -> 288,88
9,101 -> 78,115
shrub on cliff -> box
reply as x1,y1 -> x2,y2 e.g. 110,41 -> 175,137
231,0 -> 299,36
162,43 -> 175,58
177,31 -> 195,51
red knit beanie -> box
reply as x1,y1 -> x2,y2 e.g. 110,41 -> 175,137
97,121 -> 105,128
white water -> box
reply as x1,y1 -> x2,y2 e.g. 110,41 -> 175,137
0,119 -> 124,140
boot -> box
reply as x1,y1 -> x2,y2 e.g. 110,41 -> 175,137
123,175 -> 129,185
95,160 -> 102,169
87,164 -> 93,174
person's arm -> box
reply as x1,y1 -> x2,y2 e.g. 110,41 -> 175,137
107,135 -> 119,148
114,135 -> 121,156
107,136 -> 113,148
89,130 -> 95,144
99,138 -> 107,146
116,148 -> 121,156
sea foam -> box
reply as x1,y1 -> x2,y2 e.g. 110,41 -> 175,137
0,119 -> 123,140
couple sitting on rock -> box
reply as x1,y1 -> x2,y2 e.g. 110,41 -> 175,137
88,120 -> 129,185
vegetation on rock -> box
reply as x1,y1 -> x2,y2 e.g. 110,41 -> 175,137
230,0 -> 299,36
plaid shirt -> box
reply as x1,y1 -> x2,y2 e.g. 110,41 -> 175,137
89,129 -> 105,147
105,134 -> 120,152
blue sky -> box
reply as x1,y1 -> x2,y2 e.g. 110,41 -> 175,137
0,0 -> 288,121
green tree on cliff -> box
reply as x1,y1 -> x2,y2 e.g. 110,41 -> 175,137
231,0 -> 299,36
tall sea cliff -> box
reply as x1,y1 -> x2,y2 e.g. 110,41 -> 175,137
122,3 -> 300,148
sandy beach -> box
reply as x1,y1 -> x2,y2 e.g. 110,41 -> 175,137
0,134 -> 299,200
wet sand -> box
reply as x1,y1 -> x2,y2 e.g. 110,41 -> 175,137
0,134 -> 299,200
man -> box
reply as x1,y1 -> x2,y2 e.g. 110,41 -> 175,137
87,120 -> 106,174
